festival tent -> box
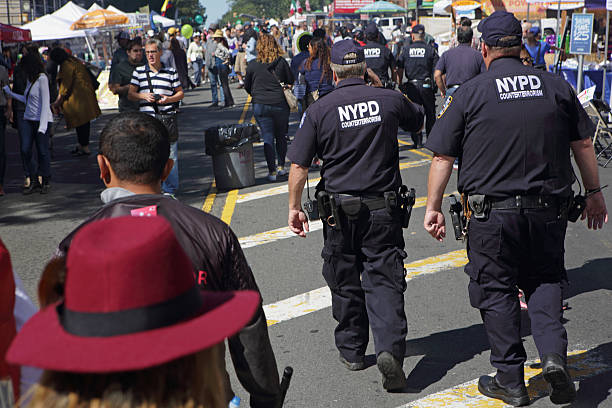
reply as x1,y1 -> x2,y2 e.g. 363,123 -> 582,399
282,13 -> 307,24
356,0 -> 407,13
107,5 -> 127,15
152,13 -> 176,27
22,14 -> 86,41
51,1 -> 87,21
0,23 -> 31,42
433,0 -> 452,16
88,3 -> 104,11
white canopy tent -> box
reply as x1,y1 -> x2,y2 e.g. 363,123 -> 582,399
433,0 -> 452,16
282,14 -> 307,25
22,14 -> 86,41
152,14 -> 176,27
107,5 -> 127,15
51,1 -> 87,21
88,3 -> 104,11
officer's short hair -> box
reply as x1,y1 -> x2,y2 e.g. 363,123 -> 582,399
330,52 -> 367,80
411,32 -> 424,40
366,31 -> 378,42
457,26 -> 473,44
485,36 -> 521,56
99,112 -> 170,185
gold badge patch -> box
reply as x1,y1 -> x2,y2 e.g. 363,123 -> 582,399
437,96 -> 453,119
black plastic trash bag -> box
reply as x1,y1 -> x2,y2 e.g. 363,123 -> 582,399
205,123 -> 260,155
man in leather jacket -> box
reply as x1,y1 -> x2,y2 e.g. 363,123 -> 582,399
55,112 -> 281,408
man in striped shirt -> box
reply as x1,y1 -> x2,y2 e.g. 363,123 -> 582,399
129,38 -> 184,195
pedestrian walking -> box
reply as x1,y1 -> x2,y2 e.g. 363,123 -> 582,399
187,34 -> 204,86
49,48 -> 101,157
108,40 -> 143,113
299,36 -> 334,108
396,24 -> 439,148
7,215 -> 260,408
110,31 -> 130,75
424,11 -> 608,407
213,30 -> 235,108
128,38 -> 184,195
287,40 -> 424,391
54,112 -> 282,408
434,25 -> 485,103
363,22 -> 395,87
524,26 -> 550,70
244,33 -> 294,181
4,52 -> 53,194
171,38 -> 195,90
205,26 -> 224,107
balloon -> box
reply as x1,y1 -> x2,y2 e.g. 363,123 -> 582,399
195,15 -> 204,24
181,24 -> 194,39
235,19 -> 242,25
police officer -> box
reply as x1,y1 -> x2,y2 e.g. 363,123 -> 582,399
433,25 -> 485,104
287,40 -> 424,391
423,11 -> 608,407
363,22 -> 395,88
396,24 -> 438,148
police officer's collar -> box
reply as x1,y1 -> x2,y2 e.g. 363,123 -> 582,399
487,56 -> 522,71
336,77 -> 366,88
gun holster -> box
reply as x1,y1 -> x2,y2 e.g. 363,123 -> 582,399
448,194 -> 467,240
468,194 -> 490,220
316,191 -> 341,230
567,193 -> 586,223
396,185 -> 416,228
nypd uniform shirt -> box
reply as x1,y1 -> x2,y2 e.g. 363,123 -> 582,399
425,57 -> 594,198
397,40 -> 439,81
287,78 -> 424,194
363,40 -> 395,82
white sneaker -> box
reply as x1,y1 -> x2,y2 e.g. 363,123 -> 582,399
277,167 -> 287,176
267,173 -> 277,182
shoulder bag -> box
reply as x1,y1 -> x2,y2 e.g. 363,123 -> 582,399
270,59 -> 298,112
145,70 -> 179,143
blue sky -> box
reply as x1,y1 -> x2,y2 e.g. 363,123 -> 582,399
202,0 -> 229,24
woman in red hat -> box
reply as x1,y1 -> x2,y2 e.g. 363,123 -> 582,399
7,216 -> 260,408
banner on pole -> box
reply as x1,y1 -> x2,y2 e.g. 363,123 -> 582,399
569,13 -> 594,55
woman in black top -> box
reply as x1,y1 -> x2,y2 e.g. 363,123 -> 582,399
170,38 -> 194,90
244,33 -> 294,181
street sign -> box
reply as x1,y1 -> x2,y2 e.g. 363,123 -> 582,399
569,13 -> 594,54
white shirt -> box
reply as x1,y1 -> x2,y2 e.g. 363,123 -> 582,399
187,42 -> 204,62
5,74 -> 53,134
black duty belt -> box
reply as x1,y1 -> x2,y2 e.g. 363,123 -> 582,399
486,195 -> 566,210
337,194 -> 387,211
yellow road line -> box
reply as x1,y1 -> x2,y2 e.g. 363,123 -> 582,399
201,181 -> 217,213
220,189 -> 239,225
239,95 -> 251,124
404,349 -> 610,407
264,249 -> 468,326
397,139 -> 433,159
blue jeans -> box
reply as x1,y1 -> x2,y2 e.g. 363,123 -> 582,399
192,58 -> 203,85
253,103 -> 289,173
21,119 -> 51,179
162,141 -> 178,194
15,110 -> 35,177
207,66 -> 225,104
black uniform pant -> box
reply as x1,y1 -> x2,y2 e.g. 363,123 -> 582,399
401,81 -> 435,145
466,207 -> 568,388
321,205 -> 408,363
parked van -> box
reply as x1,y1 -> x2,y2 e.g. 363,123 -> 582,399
373,16 -> 406,40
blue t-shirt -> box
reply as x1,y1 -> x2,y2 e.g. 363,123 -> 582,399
290,51 -> 309,78
525,41 -> 550,66
299,58 -> 335,96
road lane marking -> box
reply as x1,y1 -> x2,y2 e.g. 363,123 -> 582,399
264,249 -> 468,326
201,181 -> 217,213
237,158 -> 431,204
397,139 -> 433,159
239,95 -> 251,124
221,189 -> 239,225
403,349 -> 611,407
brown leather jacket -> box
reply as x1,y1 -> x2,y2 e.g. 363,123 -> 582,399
57,193 -> 281,408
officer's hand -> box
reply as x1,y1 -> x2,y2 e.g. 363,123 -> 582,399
289,209 -> 309,238
424,210 -> 446,241
582,191 -> 608,230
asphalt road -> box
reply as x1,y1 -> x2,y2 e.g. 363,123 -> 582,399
1,81 -> 612,408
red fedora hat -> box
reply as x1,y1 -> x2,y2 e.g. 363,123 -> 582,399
6,216 -> 259,373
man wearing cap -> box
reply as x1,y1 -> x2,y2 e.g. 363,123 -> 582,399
55,112 -> 282,408
362,22 -> 395,88
110,31 -> 131,76
206,24 -> 225,107
524,26 -> 550,69
424,10 -> 608,407
433,25 -> 485,102
287,40 -> 424,391
396,24 -> 439,148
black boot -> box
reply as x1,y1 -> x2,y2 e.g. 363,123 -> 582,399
542,353 -> 576,404
22,177 -> 41,195
377,351 -> 408,391
40,177 -> 51,194
411,132 -> 423,148
478,375 -> 530,406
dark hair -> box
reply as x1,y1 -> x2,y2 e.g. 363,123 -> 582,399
170,38 -> 181,51
298,33 -> 312,53
460,17 -> 472,27
366,31 -> 378,42
353,29 -> 364,42
457,26 -> 473,44
22,52 -> 46,82
49,47 -> 70,64
305,36 -> 332,80
126,39 -> 141,51
99,112 -> 170,185
312,28 -> 326,39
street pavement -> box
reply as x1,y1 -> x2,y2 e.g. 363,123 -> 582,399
1,81 -> 612,408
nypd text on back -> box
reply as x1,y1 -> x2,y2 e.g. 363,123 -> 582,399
496,75 -> 544,101
338,101 -> 381,129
